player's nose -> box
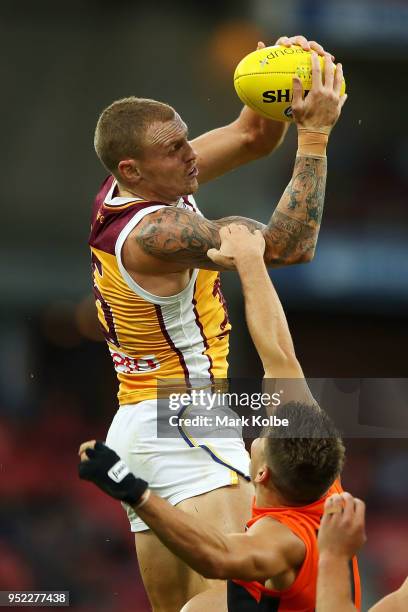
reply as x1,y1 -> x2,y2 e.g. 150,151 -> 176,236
185,141 -> 197,163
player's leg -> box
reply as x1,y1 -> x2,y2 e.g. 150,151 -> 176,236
136,531 -> 207,612
135,478 -> 253,612
180,583 -> 227,612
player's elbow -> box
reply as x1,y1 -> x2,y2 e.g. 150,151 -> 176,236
265,247 -> 315,267
198,554 -> 230,580
297,248 -> 315,264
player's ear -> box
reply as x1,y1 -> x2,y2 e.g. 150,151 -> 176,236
254,464 -> 270,485
117,159 -> 142,184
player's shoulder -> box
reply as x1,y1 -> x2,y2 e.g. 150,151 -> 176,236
248,515 -> 306,560
128,194 -> 204,237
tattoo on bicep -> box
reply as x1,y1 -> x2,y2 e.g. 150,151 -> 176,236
135,208 -> 221,265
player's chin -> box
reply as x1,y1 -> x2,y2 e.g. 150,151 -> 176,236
185,176 -> 199,194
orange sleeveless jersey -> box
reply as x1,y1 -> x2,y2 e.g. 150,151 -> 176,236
89,176 -> 231,405
230,480 -> 361,611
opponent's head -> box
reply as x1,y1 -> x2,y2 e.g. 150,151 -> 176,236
94,97 -> 198,202
250,402 -> 345,505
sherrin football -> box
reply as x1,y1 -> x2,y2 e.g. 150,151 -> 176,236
234,45 -> 346,122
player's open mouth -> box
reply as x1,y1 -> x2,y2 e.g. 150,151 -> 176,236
188,166 -> 198,178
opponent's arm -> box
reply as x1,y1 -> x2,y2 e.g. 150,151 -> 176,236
78,441 -> 305,581
316,493 -> 366,612
132,53 -> 346,272
135,494 -> 304,581
208,224 -> 314,405
193,36 -> 330,184
317,493 -> 408,612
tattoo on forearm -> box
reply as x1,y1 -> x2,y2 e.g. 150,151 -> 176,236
266,155 -> 327,264
284,156 -> 327,226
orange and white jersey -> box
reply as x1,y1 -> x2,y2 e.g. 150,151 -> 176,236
89,176 -> 231,406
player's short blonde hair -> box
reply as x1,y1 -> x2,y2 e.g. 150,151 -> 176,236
94,96 -> 175,174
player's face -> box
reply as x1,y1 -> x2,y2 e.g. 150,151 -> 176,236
138,115 -> 199,202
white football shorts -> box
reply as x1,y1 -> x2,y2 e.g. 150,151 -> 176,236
105,399 -> 251,532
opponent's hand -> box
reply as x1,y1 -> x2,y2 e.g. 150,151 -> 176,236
78,440 -> 148,506
292,52 -> 347,134
318,492 -> 367,560
207,224 -> 265,269
274,35 -> 334,60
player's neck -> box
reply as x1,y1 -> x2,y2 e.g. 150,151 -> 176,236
255,487 -> 292,509
117,181 -> 179,205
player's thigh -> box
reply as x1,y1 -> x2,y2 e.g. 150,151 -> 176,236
134,479 -> 253,610
177,477 -> 254,532
180,583 -> 227,612
135,529 -> 208,612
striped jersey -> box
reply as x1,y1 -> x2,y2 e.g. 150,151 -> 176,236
89,176 -> 231,405
228,480 -> 361,611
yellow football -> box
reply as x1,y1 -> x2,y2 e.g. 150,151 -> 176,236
234,45 -> 346,122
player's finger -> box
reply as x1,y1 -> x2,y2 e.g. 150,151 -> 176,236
341,492 -> 355,522
292,77 -> 303,108
255,230 -> 266,252
233,224 -> 251,234
333,63 -> 344,96
353,498 -> 366,526
324,54 -> 335,89
257,41 -> 266,50
219,226 -> 231,240
85,447 -> 97,459
276,36 -> 291,47
207,251 -> 235,269
207,248 -> 221,261
308,40 -> 327,57
78,440 -> 96,456
325,493 -> 343,515
291,35 -> 311,51
310,52 -> 322,89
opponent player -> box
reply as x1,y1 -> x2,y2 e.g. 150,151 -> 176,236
80,224 -> 359,611
89,34 -> 346,610
317,492 -> 408,612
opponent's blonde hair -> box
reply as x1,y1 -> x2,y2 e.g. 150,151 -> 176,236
94,96 -> 175,175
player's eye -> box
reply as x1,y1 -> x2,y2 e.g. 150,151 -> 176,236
169,140 -> 183,153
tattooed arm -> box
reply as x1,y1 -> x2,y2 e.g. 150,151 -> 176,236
130,52 -> 346,273
216,155 -> 326,266
134,155 -> 326,271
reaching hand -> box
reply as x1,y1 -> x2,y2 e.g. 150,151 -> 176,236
292,52 -> 347,134
207,224 -> 265,269
78,440 -> 148,506
274,35 -> 334,59
318,492 -> 367,560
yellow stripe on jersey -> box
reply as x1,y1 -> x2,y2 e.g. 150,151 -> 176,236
103,199 -> 148,211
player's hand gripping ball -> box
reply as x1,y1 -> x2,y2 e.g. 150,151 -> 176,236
234,45 -> 346,122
